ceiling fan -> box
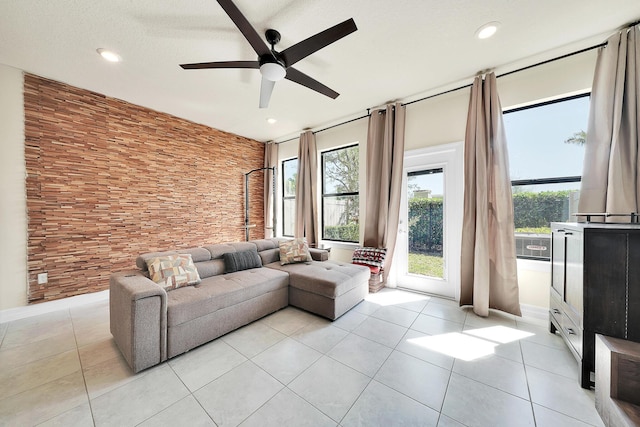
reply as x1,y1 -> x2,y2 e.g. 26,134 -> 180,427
180,0 -> 357,108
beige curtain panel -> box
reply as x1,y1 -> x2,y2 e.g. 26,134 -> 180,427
363,102 -> 406,282
264,141 -> 278,238
460,72 -> 521,317
578,25 -> 640,219
295,130 -> 319,246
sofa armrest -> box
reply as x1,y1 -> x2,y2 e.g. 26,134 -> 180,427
309,248 -> 329,262
110,270 -> 167,373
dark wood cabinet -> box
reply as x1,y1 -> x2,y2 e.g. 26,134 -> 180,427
550,222 -> 640,389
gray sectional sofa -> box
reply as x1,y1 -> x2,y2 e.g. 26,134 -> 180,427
110,238 -> 370,373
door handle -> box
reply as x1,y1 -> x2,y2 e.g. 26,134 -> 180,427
552,309 -> 560,315
566,328 -> 576,335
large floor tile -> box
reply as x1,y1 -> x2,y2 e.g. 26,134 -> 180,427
533,403 -> 596,427
168,339 -> 247,392
260,307 -> 319,335
395,329 -> 455,370
422,302 -> 467,324
375,350 -> 450,411
352,316 -> 407,348
526,365 -> 603,426
411,313 -> 464,336
441,373 -> 535,427
521,340 -> 578,379
1,316 -> 74,350
5,309 -> 71,334
91,364 -> 190,427
0,329 -> 77,369
0,349 -> 81,399
464,310 -> 517,329
516,321 -> 567,350
82,352 -> 142,399
194,360 -> 283,427
291,320 -> 348,353
36,402 -> 94,427
73,319 -> 112,347
452,354 -> 529,399
222,320 -> 286,358
289,356 -> 370,422
352,300 -> 382,316
366,289 -> 430,312
437,414 -> 466,427
240,387 -> 336,427
341,380 -> 439,427
327,332 -> 392,377
371,305 -> 419,327
78,337 -> 121,369
332,309 -> 368,332
251,337 -> 322,384
0,371 -> 87,427
0,322 -> 9,346
69,300 -> 109,324
138,395 -> 215,427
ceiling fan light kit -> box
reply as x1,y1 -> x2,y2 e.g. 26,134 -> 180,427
179,0 -> 357,108
259,62 -> 286,82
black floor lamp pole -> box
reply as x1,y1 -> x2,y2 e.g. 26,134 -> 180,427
244,166 -> 277,241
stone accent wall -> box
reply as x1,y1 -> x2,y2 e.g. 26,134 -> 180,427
24,74 -> 265,303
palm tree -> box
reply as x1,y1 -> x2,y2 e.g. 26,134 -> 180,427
565,130 -> 586,145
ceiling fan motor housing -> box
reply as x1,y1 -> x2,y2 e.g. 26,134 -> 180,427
265,29 -> 281,47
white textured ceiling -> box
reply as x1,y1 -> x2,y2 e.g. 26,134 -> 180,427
1,1 -> 639,142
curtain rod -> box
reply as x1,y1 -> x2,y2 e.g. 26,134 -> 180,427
275,22 -> 640,145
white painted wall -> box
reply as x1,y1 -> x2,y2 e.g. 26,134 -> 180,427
276,49 -> 598,311
0,64 -> 27,310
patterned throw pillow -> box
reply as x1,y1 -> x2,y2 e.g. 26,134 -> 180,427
279,238 -> 313,265
352,247 -> 387,274
146,254 -> 201,291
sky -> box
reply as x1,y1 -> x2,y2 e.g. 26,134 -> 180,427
410,95 -> 590,197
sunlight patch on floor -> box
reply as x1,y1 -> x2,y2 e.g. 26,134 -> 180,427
408,332 -> 498,361
407,326 -> 534,361
464,325 -> 534,344
365,289 -> 431,307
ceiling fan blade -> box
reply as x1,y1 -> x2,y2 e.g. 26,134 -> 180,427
259,77 -> 276,108
216,0 -> 273,58
280,18 -> 357,67
180,60 -> 259,70
285,68 -> 339,99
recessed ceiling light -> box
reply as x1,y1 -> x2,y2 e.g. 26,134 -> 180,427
475,22 -> 500,39
97,48 -> 121,63
266,118 -> 277,124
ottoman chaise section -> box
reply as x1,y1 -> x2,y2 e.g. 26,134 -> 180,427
266,260 -> 370,320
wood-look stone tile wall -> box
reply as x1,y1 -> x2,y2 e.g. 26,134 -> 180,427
24,74 -> 265,303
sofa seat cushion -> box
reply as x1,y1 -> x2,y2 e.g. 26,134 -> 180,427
166,267 -> 289,327
265,261 -> 370,299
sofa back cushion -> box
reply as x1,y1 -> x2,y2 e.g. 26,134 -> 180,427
137,247 -> 211,271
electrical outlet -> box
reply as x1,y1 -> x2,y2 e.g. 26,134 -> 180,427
37,273 -> 48,284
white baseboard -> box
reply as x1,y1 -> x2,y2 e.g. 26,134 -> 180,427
0,290 -> 109,324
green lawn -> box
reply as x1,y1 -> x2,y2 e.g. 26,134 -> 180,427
408,252 -> 444,278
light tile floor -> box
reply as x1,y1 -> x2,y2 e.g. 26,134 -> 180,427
0,289 -> 605,427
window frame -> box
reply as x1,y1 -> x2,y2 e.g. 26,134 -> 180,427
281,157 -> 297,238
504,92 -> 589,261
321,144 -> 360,243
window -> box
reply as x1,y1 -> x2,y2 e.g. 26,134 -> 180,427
322,144 -> 359,242
503,93 -> 590,260
281,158 -> 297,237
